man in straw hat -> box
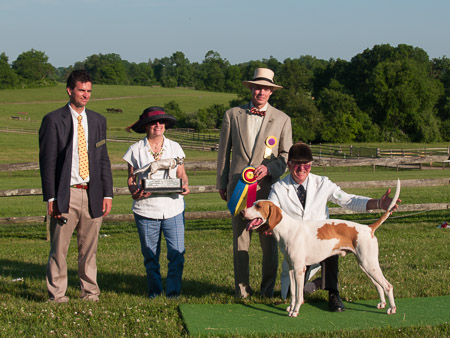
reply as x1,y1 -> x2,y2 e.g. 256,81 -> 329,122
216,68 -> 293,298
268,142 -> 400,311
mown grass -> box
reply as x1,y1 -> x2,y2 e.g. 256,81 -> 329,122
0,84 -> 236,139
0,210 -> 449,337
1,168 -> 449,337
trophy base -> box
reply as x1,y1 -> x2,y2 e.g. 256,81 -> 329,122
142,178 -> 183,193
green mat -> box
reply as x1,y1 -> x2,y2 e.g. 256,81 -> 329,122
180,295 -> 450,336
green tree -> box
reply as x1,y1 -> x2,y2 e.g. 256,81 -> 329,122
195,51 -> 228,92
224,65 -> 242,93
83,53 -> 128,85
0,53 -> 19,89
368,58 -> 442,141
124,61 -> 156,86
12,49 -> 56,86
431,56 -> 450,140
164,100 -> 184,123
318,83 -> 380,143
152,52 -> 193,88
271,58 -> 322,143
170,51 -> 193,87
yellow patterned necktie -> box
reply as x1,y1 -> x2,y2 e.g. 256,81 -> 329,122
77,115 -> 89,179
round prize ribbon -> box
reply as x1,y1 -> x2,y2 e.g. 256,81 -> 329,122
265,136 -> 277,148
242,166 -> 256,184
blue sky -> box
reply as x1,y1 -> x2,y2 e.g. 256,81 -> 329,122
1,0 -> 449,68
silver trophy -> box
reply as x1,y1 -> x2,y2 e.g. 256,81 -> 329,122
134,157 -> 184,193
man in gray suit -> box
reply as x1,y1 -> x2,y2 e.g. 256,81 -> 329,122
217,68 -> 292,298
39,70 -> 113,303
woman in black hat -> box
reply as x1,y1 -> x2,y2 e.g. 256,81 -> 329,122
123,106 -> 189,298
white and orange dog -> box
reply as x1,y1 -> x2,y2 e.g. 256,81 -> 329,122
242,180 -> 400,317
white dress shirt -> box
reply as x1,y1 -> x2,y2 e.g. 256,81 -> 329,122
69,103 -> 90,186
247,102 -> 268,154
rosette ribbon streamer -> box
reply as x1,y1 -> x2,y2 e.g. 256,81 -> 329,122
228,166 -> 257,216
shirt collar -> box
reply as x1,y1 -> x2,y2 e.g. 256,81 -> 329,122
144,135 -> 167,147
290,174 -> 309,190
250,102 -> 269,111
68,102 -> 86,119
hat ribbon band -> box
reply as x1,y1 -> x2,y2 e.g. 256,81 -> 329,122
252,77 -> 274,84
143,110 -> 165,118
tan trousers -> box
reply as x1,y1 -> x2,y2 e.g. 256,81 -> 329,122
46,188 -> 102,300
232,214 -> 278,298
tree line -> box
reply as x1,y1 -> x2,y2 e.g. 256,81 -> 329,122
1,45 -> 450,143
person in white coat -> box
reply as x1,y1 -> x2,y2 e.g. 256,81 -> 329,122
268,142 -> 399,311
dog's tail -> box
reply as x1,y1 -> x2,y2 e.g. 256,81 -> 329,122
368,179 -> 401,234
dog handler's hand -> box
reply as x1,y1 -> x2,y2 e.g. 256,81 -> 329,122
219,189 -> 227,201
254,165 -> 269,181
379,188 -> 402,211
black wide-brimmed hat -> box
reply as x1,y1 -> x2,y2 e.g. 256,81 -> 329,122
127,106 -> 177,133
288,142 -> 314,163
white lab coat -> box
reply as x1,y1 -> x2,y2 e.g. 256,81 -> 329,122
268,173 -> 371,298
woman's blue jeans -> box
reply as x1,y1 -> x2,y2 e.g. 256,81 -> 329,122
134,212 -> 185,298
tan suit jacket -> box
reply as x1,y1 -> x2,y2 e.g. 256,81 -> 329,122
216,103 -> 293,199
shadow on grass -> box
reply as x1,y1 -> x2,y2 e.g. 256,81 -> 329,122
0,259 -> 231,300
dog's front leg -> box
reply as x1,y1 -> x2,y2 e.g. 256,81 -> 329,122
287,268 -> 305,317
291,269 -> 305,317
287,269 -> 295,314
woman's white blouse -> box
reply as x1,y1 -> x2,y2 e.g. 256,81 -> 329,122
123,136 -> 186,219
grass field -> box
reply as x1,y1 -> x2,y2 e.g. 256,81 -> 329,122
1,86 -> 449,337
0,210 -> 449,337
0,83 -> 236,138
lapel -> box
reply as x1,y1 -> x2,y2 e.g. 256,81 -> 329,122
302,174 -> 319,211
86,109 -> 97,159
60,105 -> 74,151
61,105 -> 72,133
250,104 -> 275,163
236,103 -> 252,159
287,176 -> 304,211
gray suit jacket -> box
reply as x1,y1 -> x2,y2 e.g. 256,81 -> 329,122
216,103 -> 293,200
39,105 -> 113,218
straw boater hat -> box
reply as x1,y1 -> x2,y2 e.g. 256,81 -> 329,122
288,142 -> 314,163
127,106 -> 177,133
242,68 -> 283,91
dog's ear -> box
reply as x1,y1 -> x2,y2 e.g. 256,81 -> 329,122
267,202 -> 282,229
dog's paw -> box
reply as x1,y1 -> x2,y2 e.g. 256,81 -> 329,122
387,307 -> 396,315
377,302 -> 386,309
288,310 -> 299,317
